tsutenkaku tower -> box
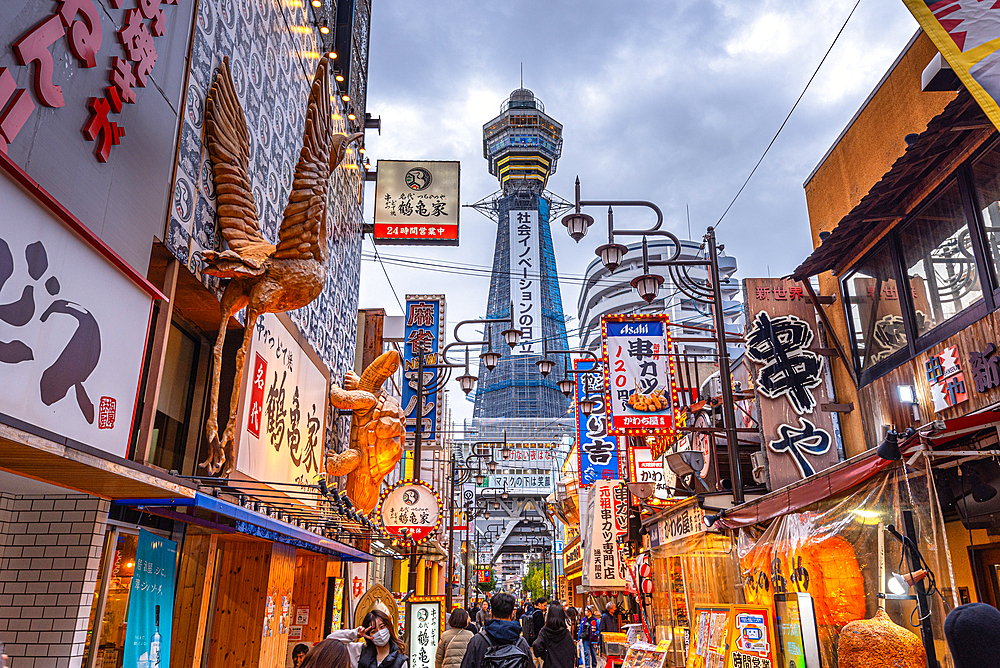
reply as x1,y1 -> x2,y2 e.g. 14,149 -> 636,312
473,89 -> 570,419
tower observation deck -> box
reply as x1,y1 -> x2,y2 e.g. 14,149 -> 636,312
473,89 -> 570,419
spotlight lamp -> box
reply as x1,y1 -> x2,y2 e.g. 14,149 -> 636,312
876,427 -> 913,461
562,211 -> 594,242
557,377 -> 575,397
319,20 -> 329,34
535,357 -> 556,377
596,243 -> 629,273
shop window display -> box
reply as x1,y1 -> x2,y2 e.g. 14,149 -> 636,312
82,530 -> 139,668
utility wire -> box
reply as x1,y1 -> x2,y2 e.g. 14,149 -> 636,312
714,0 -> 863,230
366,236 -> 405,313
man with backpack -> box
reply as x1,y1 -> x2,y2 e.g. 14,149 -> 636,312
460,592 -> 533,668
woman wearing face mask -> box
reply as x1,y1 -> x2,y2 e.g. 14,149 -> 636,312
328,609 -> 408,668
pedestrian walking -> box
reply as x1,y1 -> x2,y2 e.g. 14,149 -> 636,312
532,604 -> 577,668
477,601 -> 492,629
597,603 -> 617,657
459,592 -> 533,668
437,609 -> 475,668
328,609 -> 408,668
577,608 -> 598,668
299,639 -> 353,668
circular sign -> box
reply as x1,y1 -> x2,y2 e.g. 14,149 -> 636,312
404,167 -> 432,191
377,479 -> 442,544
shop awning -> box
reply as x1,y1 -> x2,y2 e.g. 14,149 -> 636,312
717,408 -> 1000,529
113,492 -> 373,561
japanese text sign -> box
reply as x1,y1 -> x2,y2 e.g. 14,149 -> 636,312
493,443 -> 555,465
510,208 -> 542,355
407,599 -> 443,668
479,473 -> 553,494
575,359 -> 619,487
402,295 -> 445,442
378,480 -> 442,544
926,345 -> 969,412
900,0 -> 1000,134
601,315 -> 678,436
123,530 -> 177,668
969,342 -> 1000,393
743,278 -> 840,490
236,312 -> 328,501
628,445 -> 673,501
0,175 -> 152,457
374,161 -> 459,245
587,479 -> 627,589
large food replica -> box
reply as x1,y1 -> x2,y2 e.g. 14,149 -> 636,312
327,351 -> 405,514
198,55 -> 363,475
838,608 -> 925,668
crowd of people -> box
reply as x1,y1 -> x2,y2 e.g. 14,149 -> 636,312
291,594 -> 623,668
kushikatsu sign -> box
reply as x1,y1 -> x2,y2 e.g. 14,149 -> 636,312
378,479 -> 442,544
600,314 -> 678,437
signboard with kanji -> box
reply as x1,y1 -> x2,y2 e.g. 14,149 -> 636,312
601,314 -> 678,436
0,175 -> 153,458
378,479 -> 442,544
402,295 -> 445,443
585,479 -> 628,589
407,597 -> 444,668
373,161 -> 459,245
925,345 -> 969,412
575,359 -> 619,487
742,278 -> 841,490
235,312 -> 328,502
510,208 -> 542,355
628,444 -> 673,501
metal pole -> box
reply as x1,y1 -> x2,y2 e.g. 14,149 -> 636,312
707,227 -> 744,504
464,505 -> 472,608
446,451 -> 456,612
405,348 -> 425,642
902,510 -> 939,668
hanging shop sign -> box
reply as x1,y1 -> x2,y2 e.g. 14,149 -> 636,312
347,562 -> 370,625
628,444 -> 673,501
925,345 -> 969,412
402,295 -> 445,442
648,499 -> 706,548
0,174 -> 154,457
479,473 -> 553,494
601,314 -> 678,436
899,0 -> 1000,134
563,538 -> 582,571
476,567 -> 492,584
373,161 -> 460,245
587,479 -> 628,589
576,359 -> 619,486
235,312 -> 328,498
493,443 -> 556,463
377,479 -> 443,544
407,597 -> 444,668
510,208 -> 543,355
123,530 -> 177,668
743,278 -> 841,490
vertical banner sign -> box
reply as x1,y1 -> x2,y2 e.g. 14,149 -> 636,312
589,480 -> 626,589
925,345 -> 969,412
743,278 -> 841,490
123,530 -> 177,668
402,295 -> 445,443
236,313 -> 328,500
347,562 -> 370,625
900,0 -> 1000,133
575,359 -> 619,486
601,314 -> 678,436
510,209 -> 542,355
373,161 -> 460,245
408,599 -> 443,668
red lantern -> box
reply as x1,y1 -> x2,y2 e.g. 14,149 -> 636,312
641,578 -> 654,594
639,560 -> 652,579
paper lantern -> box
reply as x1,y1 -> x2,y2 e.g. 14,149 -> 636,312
641,578 -> 654,595
638,556 -> 652,579
838,608 -> 925,668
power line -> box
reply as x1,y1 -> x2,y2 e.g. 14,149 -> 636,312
714,0 -> 863,230
366,236 -> 405,313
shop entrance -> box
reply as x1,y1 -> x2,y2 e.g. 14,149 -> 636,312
971,543 -> 1000,608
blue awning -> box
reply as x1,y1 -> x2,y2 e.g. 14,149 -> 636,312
113,492 -> 372,562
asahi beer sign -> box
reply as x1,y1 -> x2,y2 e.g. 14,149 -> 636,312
373,161 -> 459,245
236,312 -> 328,499
378,480 -> 442,544
586,479 -> 627,589
743,278 -> 841,489
510,209 -> 542,355
0,175 -> 153,457
576,359 -> 618,486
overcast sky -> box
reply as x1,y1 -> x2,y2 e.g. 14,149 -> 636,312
356,0 -> 921,424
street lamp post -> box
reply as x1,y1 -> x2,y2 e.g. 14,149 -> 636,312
561,178 -> 745,504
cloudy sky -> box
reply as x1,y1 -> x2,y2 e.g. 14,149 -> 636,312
356,0 -> 921,423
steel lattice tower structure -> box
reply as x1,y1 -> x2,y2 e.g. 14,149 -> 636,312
473,89 -> 571,418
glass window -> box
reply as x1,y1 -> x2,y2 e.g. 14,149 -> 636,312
972,142 -> 1000,282
149,323 -> 200,474
899,181 -> 983,337
843,244 -> 907,371
84,530 -> 139,668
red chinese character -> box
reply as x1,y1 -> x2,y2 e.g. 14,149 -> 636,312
867,285 -> 875,298
98,396 -> 116,429
0,68 -> 35,152
883,283 -> 898,300
138,0 -> 167,36
110,57 -> 137,104
773,283 -> 788,300
83,94 -> 125,162
119,9 -> 157,86
58,0 -> 103,68
13,15 -> 67,108
754,285 -> 770,300
788,285 -> 804,300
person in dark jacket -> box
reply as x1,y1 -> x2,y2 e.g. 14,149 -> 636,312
460,592 -> 532,668
598,603 -> 617,657
945,602 -> 1000,668
532,604 -> 577,668
578,608 -> 598,668
529,598 -> 546,644
477,601 -> 492,629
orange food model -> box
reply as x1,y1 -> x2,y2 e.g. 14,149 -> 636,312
837,608 -> 925,668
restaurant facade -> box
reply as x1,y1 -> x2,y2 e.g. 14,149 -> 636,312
0,0 -> 381,666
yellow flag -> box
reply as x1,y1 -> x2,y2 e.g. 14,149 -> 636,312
901,0 -> 1000,130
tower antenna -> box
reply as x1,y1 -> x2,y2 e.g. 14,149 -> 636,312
520,63 -> 523,88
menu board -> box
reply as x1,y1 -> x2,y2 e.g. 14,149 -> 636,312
687,607 -> 731,668
621,644 -> 667,668
685,606 -> 778,668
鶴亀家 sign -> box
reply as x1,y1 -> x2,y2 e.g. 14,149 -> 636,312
601,314 -> 678,436
378,479 -> 442,544
373,161 -> 459,245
